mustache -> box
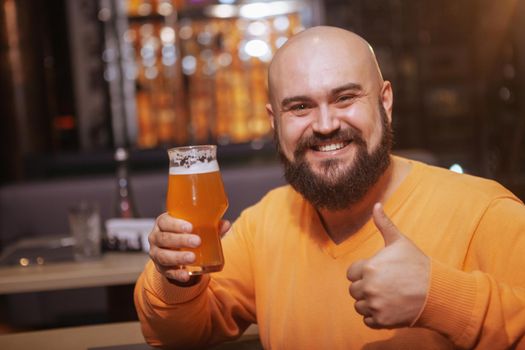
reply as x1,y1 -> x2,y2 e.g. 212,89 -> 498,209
294,128 -> 366,158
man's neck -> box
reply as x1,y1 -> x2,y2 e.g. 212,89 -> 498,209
317,157 -> 411,244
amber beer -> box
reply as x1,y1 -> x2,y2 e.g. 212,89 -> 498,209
166,145 -> 228,275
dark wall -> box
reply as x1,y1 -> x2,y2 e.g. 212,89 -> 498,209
0,0 -> 77,184
324,0 -> 525,199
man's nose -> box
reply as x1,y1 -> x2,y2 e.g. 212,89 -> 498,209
312,105 -> 340,134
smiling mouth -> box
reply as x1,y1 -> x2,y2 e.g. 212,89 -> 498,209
312,141 -> 351,152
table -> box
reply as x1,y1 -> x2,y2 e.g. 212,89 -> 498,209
0,321 -> 261,350
0,321 -> 146,350
0,252 -> 150,294
0,253 -> 261,349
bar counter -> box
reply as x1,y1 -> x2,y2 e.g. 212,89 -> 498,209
0,252 -> 149,294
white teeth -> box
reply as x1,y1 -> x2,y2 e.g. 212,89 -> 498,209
317,142 -> 345,152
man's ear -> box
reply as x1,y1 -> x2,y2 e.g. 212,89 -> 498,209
266,103 -> 275,130
381,81 -> 393,123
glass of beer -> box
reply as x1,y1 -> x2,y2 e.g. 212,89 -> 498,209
166,145 -> 229,275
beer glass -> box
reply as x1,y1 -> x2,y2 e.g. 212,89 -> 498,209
166,145 -> 229,275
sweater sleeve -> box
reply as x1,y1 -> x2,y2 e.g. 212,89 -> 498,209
414,197 -> 525,349
133,210 -> 258,349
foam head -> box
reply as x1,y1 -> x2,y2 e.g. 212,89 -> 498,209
168,145 -> 219,175
169,160 -> 219,175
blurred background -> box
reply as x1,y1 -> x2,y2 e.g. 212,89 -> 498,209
1,0 -> 524,189
0,0 -> 524,338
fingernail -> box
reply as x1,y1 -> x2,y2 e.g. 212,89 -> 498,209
189,236 -> 201,247
182,223 -> 192,232
184,253 -> 195,263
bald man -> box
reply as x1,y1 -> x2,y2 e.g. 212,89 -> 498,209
135,27 -> 525,349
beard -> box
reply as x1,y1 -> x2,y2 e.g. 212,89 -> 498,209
276,102 -> 393,211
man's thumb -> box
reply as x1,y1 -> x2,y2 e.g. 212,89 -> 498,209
219,220 -> 232,237
372,203 -> 401,246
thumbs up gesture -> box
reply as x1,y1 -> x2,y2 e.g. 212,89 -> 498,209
347,203 -> 430,329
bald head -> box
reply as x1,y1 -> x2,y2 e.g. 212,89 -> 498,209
268,26 -> 384,109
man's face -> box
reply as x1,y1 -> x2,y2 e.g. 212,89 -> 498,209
268,40 -> 393,210
275,99 -> 392,210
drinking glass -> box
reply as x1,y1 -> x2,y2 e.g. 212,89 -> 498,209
68,201 -> 102,261
166,145 -> 229,275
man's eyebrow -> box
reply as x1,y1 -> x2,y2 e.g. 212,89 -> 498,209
331,83 -> 363,95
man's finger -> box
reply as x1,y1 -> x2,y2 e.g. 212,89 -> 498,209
363,316 -> 381,329
157,213 -> 193,233
348,279 -> 366,300
347,259 -> 366,282
164,267 -> 192,282
372,203 -> 402,246
354,299 -> 373,317
151,247 -> 196,267
152,231 -> 201,249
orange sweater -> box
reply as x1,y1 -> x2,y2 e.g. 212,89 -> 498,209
134,159 -> 525,349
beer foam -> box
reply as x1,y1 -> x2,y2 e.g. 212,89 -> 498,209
169,160 -> 219,175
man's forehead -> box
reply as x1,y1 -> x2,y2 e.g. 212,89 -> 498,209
271,52 -> 370,99
268,27 -> 381,101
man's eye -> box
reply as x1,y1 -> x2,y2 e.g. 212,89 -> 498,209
291,103 -> 309,111
336,95 -> 354,104
285,103 -> 312,116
